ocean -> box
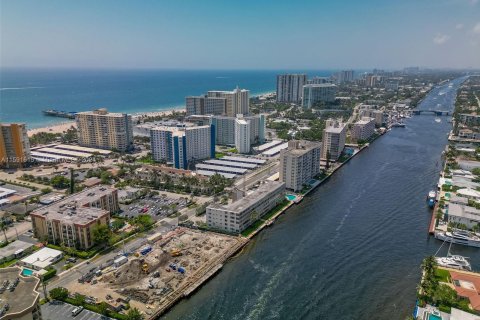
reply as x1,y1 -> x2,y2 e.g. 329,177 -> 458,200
0,68 -> 333,128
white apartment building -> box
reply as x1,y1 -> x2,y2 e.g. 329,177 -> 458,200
212,114 -> 265,146
351,117 -> 376,142
276,74 -> 307,103
322,119 -> 347,161
302,84 -> 337,108
185,95 -> 226,116
76,108 -> 133,152
207,180 -> 286,233
235,117 -> 251,154
150,125 -> 214,169
207,87 -> 249,117
279,140 -> 321,192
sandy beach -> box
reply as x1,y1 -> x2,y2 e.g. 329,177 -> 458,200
27,108 -> 187,137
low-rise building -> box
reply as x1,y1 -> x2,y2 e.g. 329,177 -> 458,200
0,267 -> 41,320
360,109 -> 384,126
279,140 -> 321,192
30,186 -> 118,249
447,203 -> 480,229
351,117 -> 376,142
0,240 -> 35,264
20,247 -> 63,271
207,180 -> 285,233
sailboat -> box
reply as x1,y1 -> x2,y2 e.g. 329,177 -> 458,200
435,241 -> 472,271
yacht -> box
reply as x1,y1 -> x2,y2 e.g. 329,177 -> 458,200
435,255 -> 471,271
435,118 -> 441,123
435,230 -> 480,248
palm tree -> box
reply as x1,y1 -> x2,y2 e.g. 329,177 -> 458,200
126,307 -> 143,320
0,221 -> 8,243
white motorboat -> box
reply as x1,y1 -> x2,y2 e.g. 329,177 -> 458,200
435,230 -> 480,248
435,256 -> 471,271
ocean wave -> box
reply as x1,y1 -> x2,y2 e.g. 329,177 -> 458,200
0,86 -> 44,91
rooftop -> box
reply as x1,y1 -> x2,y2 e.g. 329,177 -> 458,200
208,180 -> 285,213
76,108 -> 129,117
282,140 -> 321,156
0,267 -> 40,318
448,203 -> 480,221
30,186 -> 115,225
0,187 -> 16,199
0,240 -> 35,261
21,247 -> 62,270
221,155 -> 266,164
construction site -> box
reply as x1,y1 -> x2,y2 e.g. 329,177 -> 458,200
65,227 -> 247,318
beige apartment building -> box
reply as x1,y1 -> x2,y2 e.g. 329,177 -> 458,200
322,119 -> 347,161
280,140 -> 321,192
75,108 -> 133,152
0,123 -> 31,168
207,87 -> 249,117
30,186 -> 118,249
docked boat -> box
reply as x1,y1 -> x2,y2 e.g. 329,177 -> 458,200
434,118 -> 441,123
391,122 -> 406,128
435,230 -> 480,248
435,255 -> 472,271
427,190 -> 436,208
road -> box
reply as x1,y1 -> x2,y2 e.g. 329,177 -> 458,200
1,221 -> 32,242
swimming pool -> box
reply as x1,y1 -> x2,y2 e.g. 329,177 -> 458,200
286,194 -> 296,201
429,314 -> 442,320
21,268 -> 34,276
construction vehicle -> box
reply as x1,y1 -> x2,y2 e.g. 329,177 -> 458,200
142,263 -> 149,274
170,248 -> 182,257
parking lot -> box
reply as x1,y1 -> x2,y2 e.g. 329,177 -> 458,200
41,301 -> 108,320
119,195 -> 188,220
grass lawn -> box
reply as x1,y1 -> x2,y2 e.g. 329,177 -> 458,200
241,200 -> 290,237
0,258 -> 19,268
435,268 -> 450,282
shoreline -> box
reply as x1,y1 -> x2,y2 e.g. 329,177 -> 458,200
26,91 -> 275,136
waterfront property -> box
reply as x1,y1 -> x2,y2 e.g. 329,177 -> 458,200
0,123 -> 31,168
75,108 -> 134,152
321,119 -> 347,161
351,117 -> 376,142
279,140 -> 321,192
206,87 -> 250,117
276,74 -> 307,104
0,267 -> 41,320
207,180 -> 285,233
30,186 -> 118,249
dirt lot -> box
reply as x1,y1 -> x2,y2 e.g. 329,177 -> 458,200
65,227 -> 244,315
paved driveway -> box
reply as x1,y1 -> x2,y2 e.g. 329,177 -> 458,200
41,301 -> 108,320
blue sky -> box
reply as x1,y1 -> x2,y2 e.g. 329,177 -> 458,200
1,0 -> 479,69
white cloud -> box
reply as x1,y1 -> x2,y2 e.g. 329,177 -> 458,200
473,22 -> 480,34
470,0 -> 478,5
433,33 -> 451,44
456,23 -> 464,29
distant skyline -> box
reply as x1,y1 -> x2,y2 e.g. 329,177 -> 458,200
1,0 -> 480,70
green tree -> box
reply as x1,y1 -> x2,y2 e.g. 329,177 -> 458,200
73,293 -> 86,306
49,287 -> 69,300
97,301 -> 110,316
0,221 -> 8,243
133,215 -> 154,231
50,175 -> 70,189
92,224 -> 112,246
126,307 -> 144,320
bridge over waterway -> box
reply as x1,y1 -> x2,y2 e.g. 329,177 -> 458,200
412,110 -> 451,116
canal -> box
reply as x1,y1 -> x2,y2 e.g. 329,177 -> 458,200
164,77 -> 479,320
